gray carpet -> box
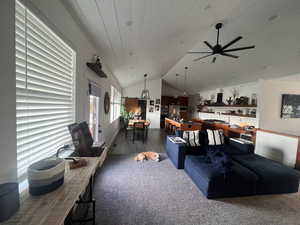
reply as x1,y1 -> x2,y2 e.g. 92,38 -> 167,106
93,154 -> 300,225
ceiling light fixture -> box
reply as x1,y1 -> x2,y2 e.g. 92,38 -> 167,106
268,14 -> 279,22
140,74 -> 150,100
183,67 -> 188,96
203,4 -> 211,11
126,20 -> 134,27
174,74 -> 179,98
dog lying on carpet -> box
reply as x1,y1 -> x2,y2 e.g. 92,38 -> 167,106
134,152 -> 160,162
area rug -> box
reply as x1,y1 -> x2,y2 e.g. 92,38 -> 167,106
93,154 -> 300,225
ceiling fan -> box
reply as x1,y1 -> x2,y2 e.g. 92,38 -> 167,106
188,23 -> 255,63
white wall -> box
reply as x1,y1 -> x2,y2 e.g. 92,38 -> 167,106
255,130 -> 298,167
123,79 -> 162,128
162,80 -> 182,97
0,0 -> 18,184
258,79 -> 300,135
188,94 -> 200,119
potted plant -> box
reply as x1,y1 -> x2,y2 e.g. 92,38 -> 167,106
120,106 -> 134,129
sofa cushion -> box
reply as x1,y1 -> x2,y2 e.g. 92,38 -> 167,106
175,130 -> 183,138
207,148 -> 233,174
232,154 -> 300,194
229,139 -> 254,154
184,155 -> 258,198
206,144 -> 252,156
185,146 -> 206,156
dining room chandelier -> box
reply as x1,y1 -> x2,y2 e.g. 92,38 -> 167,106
140,74 -> 150,100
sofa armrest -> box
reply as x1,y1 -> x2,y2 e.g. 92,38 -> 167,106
229,139 -> 254,154
166,136 -> 186,169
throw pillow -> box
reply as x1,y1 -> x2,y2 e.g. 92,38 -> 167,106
207,129 -> 225,145
183,130 -> 201,147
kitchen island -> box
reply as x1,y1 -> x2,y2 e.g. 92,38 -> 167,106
165,118 -> 201,131
192,118 -> 256,142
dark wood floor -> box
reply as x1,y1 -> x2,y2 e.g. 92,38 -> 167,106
109,128 -> 167,155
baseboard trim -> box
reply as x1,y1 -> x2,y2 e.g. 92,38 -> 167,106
106,127 -> 121,150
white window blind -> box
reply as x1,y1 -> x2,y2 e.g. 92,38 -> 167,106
110,86 -> 121,123
16,1 -> 76,181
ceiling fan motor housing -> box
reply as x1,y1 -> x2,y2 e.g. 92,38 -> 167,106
215,23 -> 223,30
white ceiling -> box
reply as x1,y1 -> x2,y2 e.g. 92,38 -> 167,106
65,0 -> 300,93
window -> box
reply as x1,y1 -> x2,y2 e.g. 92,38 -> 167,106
16,1 -> 76,181
110,86 -> 121,123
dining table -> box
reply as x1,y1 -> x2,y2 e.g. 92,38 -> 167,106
128,119 -> 151,127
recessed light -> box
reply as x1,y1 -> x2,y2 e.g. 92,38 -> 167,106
268,14 -> 279,22
203,4 -> 211,11
126,20 -> 134,27
129,51 -> 134,56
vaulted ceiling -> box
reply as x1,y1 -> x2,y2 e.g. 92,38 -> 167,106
65,0 -> 300,93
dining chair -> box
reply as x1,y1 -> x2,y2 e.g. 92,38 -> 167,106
124,119 -> 134,138
132,121 -> 146,143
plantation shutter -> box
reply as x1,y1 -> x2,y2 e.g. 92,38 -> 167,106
16,1 -> 76,181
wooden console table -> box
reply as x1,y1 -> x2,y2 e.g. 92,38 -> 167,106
2,149 -> 107,225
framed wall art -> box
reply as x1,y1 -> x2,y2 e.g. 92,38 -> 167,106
281,94 -> 300,118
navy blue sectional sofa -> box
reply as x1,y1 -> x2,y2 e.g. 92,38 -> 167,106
166,133 -> 300,199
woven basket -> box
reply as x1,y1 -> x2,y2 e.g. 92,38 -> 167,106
28,158 -> 65,195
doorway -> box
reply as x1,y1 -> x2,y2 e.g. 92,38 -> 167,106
89,95 -> 100,142
138,100 -> 147,120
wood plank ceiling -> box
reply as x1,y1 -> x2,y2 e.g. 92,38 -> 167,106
66,0 -> 300,93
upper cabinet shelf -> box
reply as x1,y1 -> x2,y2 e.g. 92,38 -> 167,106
198,104 -> 257,108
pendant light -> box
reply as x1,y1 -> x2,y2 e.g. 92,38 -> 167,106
140,74 -> 150,100
183,67 -> 188,96
174,74 -> 179,98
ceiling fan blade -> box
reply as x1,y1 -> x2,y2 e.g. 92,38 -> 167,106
223,45 -> 255,53
211,57 -> 216,63
221,36 -> 243,50
193,54 -> 213,62
220,53 -> 239,58
204,41 -> 214,50
187,51 -> 212,54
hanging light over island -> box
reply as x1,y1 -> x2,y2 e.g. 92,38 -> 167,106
140,74 -> 150,100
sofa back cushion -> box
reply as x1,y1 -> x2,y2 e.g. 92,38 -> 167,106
175,130 -> 183,138
207,129 -> 225,145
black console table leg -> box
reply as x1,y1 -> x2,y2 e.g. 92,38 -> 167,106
70,175 -> 96,224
